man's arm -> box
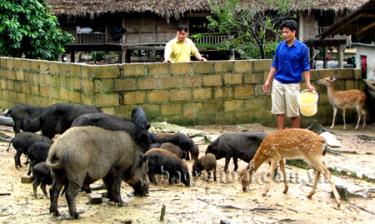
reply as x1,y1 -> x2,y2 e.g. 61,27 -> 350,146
263,45 -> 279,94
302,46 -> 315,91
263,67 -> 276,94
191,42 -> 207,61
303,71 -> 315,91
163,41 -> 172,63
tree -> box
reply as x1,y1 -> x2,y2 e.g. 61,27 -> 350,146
0,0 -> 73,60
207,0 -> 297,59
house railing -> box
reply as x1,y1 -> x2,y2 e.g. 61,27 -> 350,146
75,33 -> 123,44
74,33 -> 232,45
191,34 -> 233,44
317,26 -> 330,36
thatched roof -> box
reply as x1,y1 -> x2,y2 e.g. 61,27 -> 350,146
47,0 -> 209,18
46,0 -> 369,18
319,0 -> 375,38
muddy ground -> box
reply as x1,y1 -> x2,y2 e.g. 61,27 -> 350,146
0,122 -> 374,224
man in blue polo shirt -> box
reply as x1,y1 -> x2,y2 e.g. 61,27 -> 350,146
263,20 -> 315,130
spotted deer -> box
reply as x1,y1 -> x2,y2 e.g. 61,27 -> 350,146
317,76 -> 366,129
240,128 -> 341,208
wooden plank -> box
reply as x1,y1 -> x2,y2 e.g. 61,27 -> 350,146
125,46 -> 164,50
65,43 -> 123,52
355,21 -> 375,35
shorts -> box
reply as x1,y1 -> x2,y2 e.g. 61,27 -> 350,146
271,79 -> 300,117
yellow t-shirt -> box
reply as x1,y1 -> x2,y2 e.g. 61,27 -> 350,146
164,38 -> 199,63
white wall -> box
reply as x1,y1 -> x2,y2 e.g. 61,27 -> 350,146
354,44 -> 375,80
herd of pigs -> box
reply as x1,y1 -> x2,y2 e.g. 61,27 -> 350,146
2,103 -> 341,219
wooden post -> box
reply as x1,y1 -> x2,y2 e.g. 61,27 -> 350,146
121,45 -> 126,63
121,25 -> 126,63
160,204 -> 166,221
323,47 -> 327,68
309,45 -> 314,69
338,44 -> 345,68
298,15 -> 304,41
70,51 -> 75,63
105,26 -> 108,43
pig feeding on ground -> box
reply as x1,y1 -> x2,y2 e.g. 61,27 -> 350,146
145,148 -> 190,187
27,141 -> 52,175
26,103 -> 102,139
8,132 -> 53,168
71,113 -> 152,152
160,142 -> 187,159
3,103 -> 44,133
46,126 -> 149,219
32,162 -> 52,198
159,133 -> 199,161
192,153 -> 217,181
205,132 -> 266,172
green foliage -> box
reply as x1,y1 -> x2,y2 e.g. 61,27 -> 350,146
240,40 -> 279,59
90,51 -> 106,61
0,0 -> 73,60
206,0 -> 295,59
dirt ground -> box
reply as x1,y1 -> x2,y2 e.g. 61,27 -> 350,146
0,122 -> 375,224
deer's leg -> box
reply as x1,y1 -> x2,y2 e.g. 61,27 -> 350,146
361,106 -> 366,128
279,159 -> 288,194
307,169 -> 320,199
323,168 -> 341,207
330,107 -> 337,129
342,108 -> 346,129
311,158 -> 341,208
354,106 -> 360,130
262,158 -> 278,196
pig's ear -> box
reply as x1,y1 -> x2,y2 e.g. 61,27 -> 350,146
139,132 -> 151,144
142,154 -> 147,163
139,154 -> 147,163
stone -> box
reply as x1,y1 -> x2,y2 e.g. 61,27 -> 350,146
320,131 -> 341,148
332,185 -> 349,201
89,193 -> 103,204
21,175 -> 33,184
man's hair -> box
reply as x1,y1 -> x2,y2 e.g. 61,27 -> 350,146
177,24 -> 188,32
280,20 -> 298,31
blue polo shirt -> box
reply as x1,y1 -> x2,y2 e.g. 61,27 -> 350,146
271,39 -> 310,84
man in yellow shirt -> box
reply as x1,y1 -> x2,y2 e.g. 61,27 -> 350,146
164,24 -> 207,63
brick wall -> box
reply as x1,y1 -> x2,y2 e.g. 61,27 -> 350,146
0,57 -> 365,126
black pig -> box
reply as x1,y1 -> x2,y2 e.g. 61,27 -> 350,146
160,133 -> 199,161
192,153 -> 217,181
8,132 -> 53,168
27,142 -> 52,175
205,132 -> 266,172
131,106 -> 150,130
145,148 -> 190,186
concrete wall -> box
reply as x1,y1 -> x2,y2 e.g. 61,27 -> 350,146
0,57 -> 364,126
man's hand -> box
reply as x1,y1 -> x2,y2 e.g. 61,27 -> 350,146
306,83 -> 315,92
163,59 -> 171,63
200,57 -> 207,62
263,80 -> 272,94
